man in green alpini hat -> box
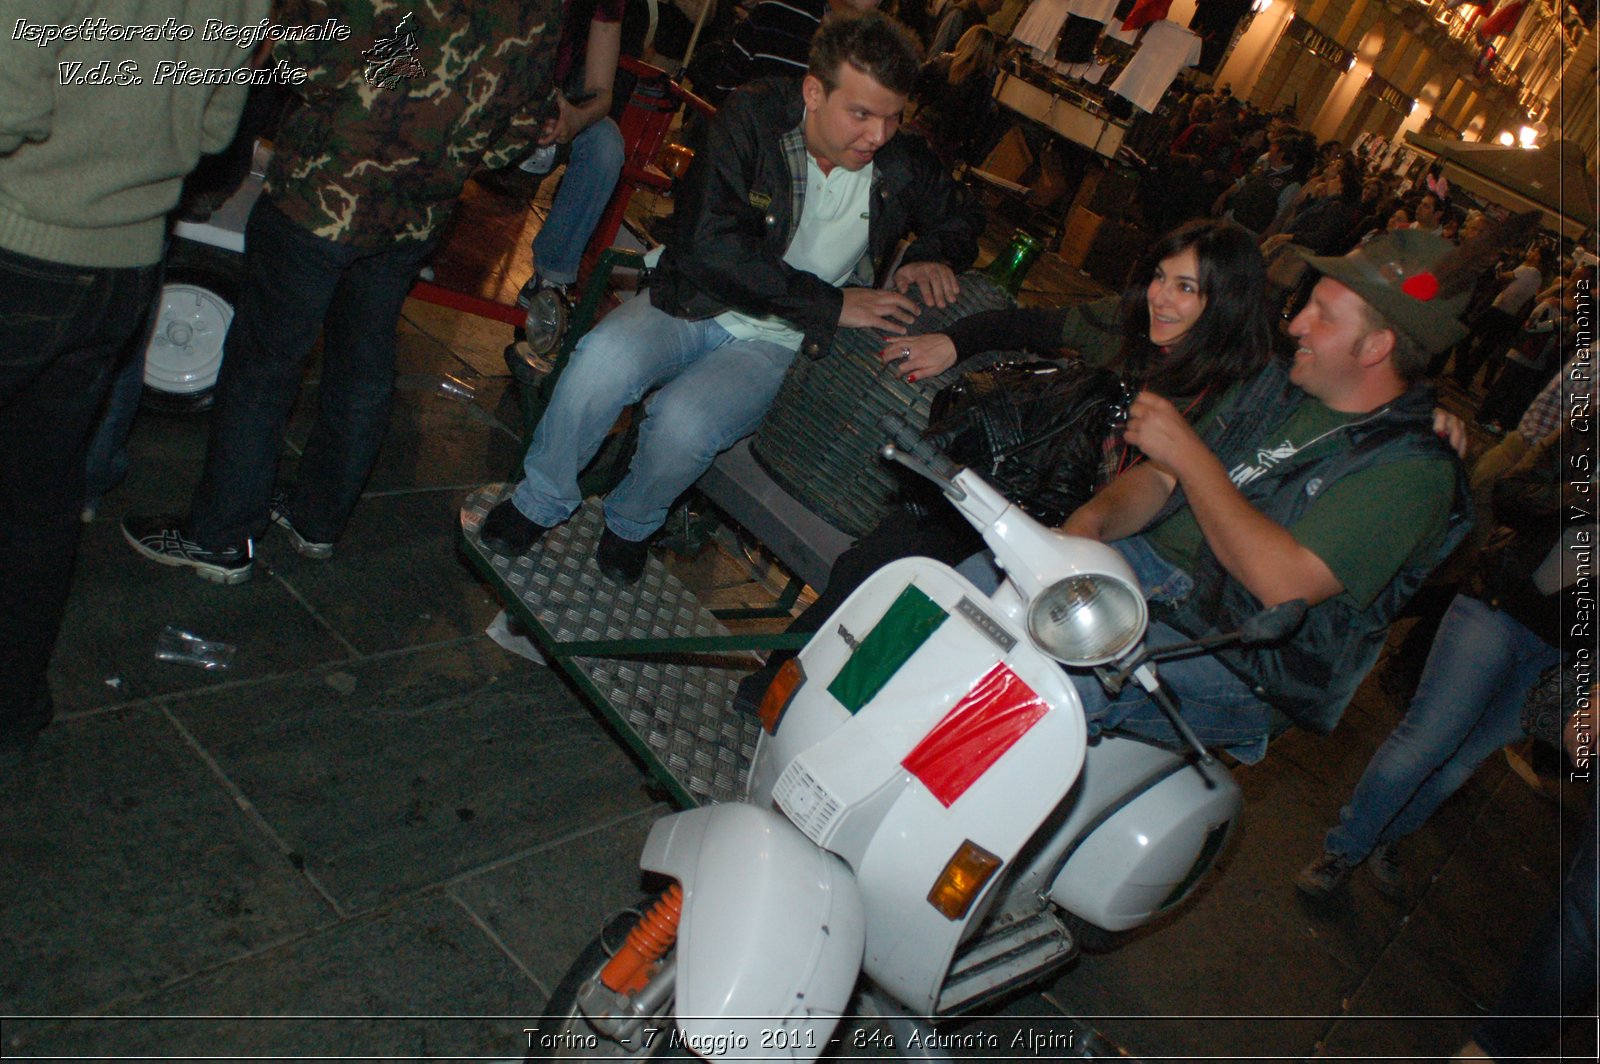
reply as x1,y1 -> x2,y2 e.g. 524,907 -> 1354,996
1058,227 -> 1485,762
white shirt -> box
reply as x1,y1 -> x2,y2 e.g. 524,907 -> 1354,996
716,155 -> 873,349
1109,20 -> 1201,113
1491,263 -> 1541,316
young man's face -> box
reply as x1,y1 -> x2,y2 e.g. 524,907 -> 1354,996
802,63 -> 905,173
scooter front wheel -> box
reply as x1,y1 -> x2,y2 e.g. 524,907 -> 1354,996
528,903 -> 690,1062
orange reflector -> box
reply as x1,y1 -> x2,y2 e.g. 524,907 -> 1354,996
758,658 -> 806,734
927,840 -> 1003,920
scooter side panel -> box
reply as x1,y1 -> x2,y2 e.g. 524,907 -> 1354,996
1047,751 -> 1241,931
640,804 -> 866,1060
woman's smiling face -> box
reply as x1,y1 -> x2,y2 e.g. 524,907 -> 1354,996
1146,246 -> 1207,348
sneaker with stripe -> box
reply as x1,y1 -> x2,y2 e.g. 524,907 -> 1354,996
268,489 -> 334,560
122,514 -> 253,584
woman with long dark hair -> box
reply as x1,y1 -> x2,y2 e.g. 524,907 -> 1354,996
884,218 -> 1272,400
734,220 -> 1275,710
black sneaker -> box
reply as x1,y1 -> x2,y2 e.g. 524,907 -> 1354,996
478,498 -> 549,556
1294,850 -> 1356,899
122,514 -> 253,584
1367,842 -> 1407,899
596,527 -> 648,584
268,489 -> 334,560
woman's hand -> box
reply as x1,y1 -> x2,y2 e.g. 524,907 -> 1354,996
878,333 -> 957,383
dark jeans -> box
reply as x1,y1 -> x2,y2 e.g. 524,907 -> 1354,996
187,197 -> 437,549
85,254 -> 167,509
735,504 -> 984,703
1453,307 -> 1522,389
1475,795 -> 1599,1060
0,245 -> 159,745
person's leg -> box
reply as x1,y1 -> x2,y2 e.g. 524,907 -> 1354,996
288,235 -> 438,543
531,118 -> 625,286
0,247 -> 158,746
1070,618 -> 1273,762
1453,309 -> 1516,389
1323,595 -> 1533,862
1477,362 -> 1548,432
1378,613 -> 1559,844
602,335 -> 797,541
1054,537 -> 1271,761
82,345 -> 149,514
510,295 -> 726,527
83,262 -> 166,516
186,198 -> 352,550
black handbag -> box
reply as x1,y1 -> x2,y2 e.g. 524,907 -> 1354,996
920,359 -> 1132,526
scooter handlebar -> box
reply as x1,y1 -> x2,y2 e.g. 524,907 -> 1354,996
879,413 -> 962,483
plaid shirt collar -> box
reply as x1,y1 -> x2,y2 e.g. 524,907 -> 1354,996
780,120 -> 808,250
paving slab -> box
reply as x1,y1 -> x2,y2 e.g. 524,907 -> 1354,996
450,811 -> 664,1000
5,893 -> 536,1059
160,640 -> 654,913
0,704 -> 330,1017
53,406 -> 354,712
265,488 -> 516,657
49,514 -> 350,709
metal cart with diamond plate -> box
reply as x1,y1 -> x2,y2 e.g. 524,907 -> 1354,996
459,270 -> 1017,810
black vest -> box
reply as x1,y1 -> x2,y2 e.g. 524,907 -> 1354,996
1151,360 -> 1474,734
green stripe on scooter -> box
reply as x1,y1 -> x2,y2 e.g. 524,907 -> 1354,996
827,584 -> 948,714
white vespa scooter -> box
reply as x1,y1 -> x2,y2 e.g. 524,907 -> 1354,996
533,416 -> 1303,1061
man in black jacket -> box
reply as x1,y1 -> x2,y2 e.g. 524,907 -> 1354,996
481,12 -> 981,582
1060,229 -> 1480,762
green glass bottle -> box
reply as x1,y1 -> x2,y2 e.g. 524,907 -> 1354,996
983,230 -> 1044,296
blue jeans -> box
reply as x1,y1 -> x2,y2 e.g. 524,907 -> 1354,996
0,245 -> 159,742
532,118 -> 625,285
961,537 -> 1271,762
512,294 -> 797,540
1324,593 -> 1562,862
186,197 -> 437,550
1071,537 -> 1271,763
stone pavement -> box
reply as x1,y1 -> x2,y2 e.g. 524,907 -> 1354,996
1,196 -> 1592,1061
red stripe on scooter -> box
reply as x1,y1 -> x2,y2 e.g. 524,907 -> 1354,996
901,663 -> 1047,807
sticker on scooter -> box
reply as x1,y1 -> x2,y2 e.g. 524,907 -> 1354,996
826,584 -> 948,713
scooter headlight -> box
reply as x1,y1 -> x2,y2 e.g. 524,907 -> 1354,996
1027,574 -> 1146,667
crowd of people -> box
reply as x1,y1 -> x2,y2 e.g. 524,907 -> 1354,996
2,3 -> 1591,1057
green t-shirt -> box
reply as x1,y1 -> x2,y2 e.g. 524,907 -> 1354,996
1143,400 -> 1457,610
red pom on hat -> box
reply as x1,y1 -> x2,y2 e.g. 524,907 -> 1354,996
1401,272 -> 1439,301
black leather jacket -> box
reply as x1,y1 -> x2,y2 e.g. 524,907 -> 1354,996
649,77 -> 983,359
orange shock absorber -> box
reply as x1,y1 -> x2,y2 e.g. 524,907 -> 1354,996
598,884 -> 683,995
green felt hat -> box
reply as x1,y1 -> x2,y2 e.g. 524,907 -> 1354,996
1297,230 -> 1470,355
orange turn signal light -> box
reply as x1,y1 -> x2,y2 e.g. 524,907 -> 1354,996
758,658 -> 805,734
927,840 -> 1003,920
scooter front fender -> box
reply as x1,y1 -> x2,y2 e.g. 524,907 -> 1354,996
641,804 -> 866,1059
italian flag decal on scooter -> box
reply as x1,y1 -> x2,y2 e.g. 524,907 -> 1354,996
902,662 -> 1047,807
826,584 -> 949,713
825,584 -> 1047,806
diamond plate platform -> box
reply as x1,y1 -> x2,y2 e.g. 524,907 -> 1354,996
460,487 -> 763,807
